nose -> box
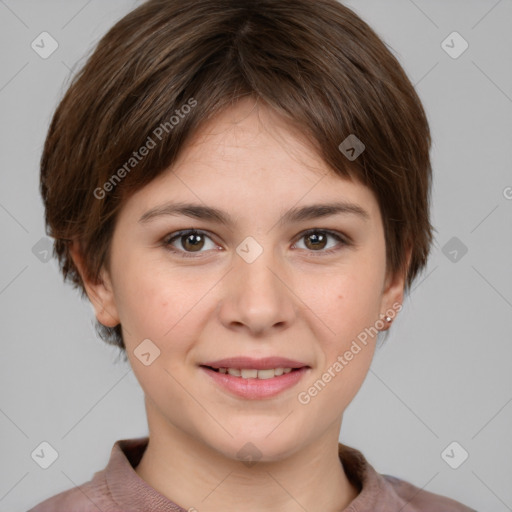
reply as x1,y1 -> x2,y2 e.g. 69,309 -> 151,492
217,244 -> 297,336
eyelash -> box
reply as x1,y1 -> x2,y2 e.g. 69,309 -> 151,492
162,228 -> 350,259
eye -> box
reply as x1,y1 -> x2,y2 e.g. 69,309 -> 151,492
162,228 -> 350,259
293,229 -> 349,255
163,229 -> 219,258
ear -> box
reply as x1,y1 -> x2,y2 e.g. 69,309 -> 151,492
378,245 -> 412,331
68,241 -> 120,328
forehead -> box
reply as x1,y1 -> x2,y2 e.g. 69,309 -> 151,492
121,98 -> 381,224
174,98 -> 328,178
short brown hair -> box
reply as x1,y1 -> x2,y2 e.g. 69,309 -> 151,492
41,0 -> 435,352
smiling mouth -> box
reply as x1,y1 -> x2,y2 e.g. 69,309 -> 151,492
201,365 -> 305,379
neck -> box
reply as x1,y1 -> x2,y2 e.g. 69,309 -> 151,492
135,401 -> 359,512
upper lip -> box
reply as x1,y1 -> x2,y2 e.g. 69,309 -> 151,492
201,357 -> 310,370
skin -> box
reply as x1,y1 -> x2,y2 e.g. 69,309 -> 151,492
71,98 -> 410,512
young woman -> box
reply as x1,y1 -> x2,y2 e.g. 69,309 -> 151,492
29,0 -> 476,510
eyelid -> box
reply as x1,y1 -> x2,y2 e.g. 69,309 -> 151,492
293,228 -> 350,246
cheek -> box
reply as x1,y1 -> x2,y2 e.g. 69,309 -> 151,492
115,263 -> 215,353
117,267 -> 205,395
309,267 -> 383,345
115,275 -> 171,340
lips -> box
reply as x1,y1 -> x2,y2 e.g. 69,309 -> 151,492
200,356 -> 310,370
200,365 -> 310,399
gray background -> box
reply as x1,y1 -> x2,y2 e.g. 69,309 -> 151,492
0,1 -> 511,510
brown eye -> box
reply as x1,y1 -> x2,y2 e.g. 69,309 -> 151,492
303,232 -> 328,250
164,230 -> 217,257
181,232 -> 205,252
294,229 -> 348,255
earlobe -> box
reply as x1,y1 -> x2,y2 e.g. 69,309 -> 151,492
378,245 -> 412,331
68,241 -> 120,328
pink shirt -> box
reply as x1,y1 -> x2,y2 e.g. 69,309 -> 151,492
28,437 -> 476,511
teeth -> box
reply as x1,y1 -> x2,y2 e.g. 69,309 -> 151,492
240,369 -> 258,378
217,367 -> 296,379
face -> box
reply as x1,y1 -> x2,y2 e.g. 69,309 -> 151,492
73,98 -> 406,461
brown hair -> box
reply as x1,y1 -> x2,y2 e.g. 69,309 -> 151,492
40,0 -> 435,352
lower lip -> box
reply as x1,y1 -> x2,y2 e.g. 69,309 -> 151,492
200,366 -> 310,400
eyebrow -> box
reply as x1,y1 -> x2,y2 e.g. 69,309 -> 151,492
138,200 -> 370,226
